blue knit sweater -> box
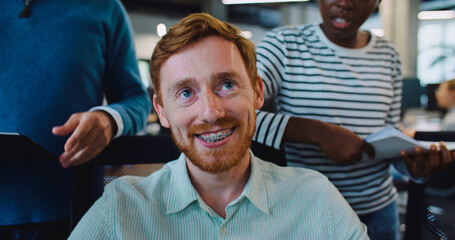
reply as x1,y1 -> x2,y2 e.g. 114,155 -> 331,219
0,0 -> 151,225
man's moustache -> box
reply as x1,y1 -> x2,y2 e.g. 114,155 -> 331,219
187,117 -> 241,136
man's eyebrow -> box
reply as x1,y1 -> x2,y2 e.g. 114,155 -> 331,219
167,77 -> 195,95
212,71 -> 241,81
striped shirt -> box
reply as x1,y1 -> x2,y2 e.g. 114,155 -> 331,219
69,152 -> 368,239
254,24 -> 403,215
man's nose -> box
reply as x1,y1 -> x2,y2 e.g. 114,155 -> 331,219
200,91 -> 225,123
335,0 -> 354,10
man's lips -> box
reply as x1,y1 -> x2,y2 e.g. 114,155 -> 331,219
332,17 -> 351,29
196,128 -> 234,143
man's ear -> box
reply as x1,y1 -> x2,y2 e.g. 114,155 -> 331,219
153,94 -> 170,128
254,76 -> 264,110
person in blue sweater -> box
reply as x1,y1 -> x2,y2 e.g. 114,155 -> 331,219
0,0 -> 151,239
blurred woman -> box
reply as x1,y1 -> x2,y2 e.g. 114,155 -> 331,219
436,78 -> 455,130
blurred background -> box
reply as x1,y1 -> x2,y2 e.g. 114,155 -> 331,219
127,0 -> 455,134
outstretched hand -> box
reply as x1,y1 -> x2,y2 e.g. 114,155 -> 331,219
283,118 -> 375,164
401,142 -> 454,178
52,111 -> 116,168
318,123 -> 375,164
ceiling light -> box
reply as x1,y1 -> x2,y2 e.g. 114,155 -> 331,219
241,31 -> 253,39
157,23 -> 167,37
418,10 -> 455,20
222,0 -> 308,5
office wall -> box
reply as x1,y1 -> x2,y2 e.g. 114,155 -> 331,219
128,11 -> 270,59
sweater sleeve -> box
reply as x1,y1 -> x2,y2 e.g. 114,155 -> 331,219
386,44 -> 403,128
256,28 -> 288,99
101,0 -> 151,136
253,110 -> 290,150
253,28 -> 290,149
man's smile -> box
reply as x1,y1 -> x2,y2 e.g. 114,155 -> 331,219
197,128 -> 234,143
332,17 -> 351,29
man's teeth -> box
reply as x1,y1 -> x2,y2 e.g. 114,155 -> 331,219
335,17 -> 346,23
198,130 -> 233,142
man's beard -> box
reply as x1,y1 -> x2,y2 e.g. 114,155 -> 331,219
170,116 -> 256,174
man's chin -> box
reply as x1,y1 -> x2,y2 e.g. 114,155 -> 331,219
170,121 -> 255,174
187,151 -> 240,173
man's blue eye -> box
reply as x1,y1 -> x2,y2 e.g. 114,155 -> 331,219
181,90 -> 192,98
222,81 -> 234,90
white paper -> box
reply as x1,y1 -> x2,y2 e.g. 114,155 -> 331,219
363,126 -> 454,161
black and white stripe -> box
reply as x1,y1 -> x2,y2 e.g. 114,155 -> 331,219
254,24 -> 402,214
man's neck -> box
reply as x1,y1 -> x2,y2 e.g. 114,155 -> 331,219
186,153 -> 251,218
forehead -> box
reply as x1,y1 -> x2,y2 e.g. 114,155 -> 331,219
159,36 -> 248,89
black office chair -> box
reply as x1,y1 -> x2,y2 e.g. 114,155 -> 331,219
70,135 -> 286,229
70,135 -> 180,229
403,131 -> 455,240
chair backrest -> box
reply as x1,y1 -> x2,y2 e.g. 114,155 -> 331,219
414,131 -> 455,142
71,135 -> 286,229
71,135 -> 180,229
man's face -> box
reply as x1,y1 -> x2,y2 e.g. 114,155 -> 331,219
319,0 -> 379,45
436,82 -> 453,109
153,36 -> 264,174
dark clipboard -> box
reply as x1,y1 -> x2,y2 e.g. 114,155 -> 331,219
0,133 -> 58,162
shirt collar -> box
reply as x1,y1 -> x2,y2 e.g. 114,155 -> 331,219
242,150 -> 269,215
165,153 -> 199,214
165,150 -> 270,215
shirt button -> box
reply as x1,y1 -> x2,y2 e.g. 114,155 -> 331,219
220,226 -> 228,234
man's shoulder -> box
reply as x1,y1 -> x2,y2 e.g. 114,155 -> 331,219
256,157 -> 331,188
263,24 -> 319,47
254,158 -> 345,218
104,160 -> 178,199
371,33 -> 400,54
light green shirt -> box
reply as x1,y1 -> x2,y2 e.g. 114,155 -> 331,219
69,151 -> 369,239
